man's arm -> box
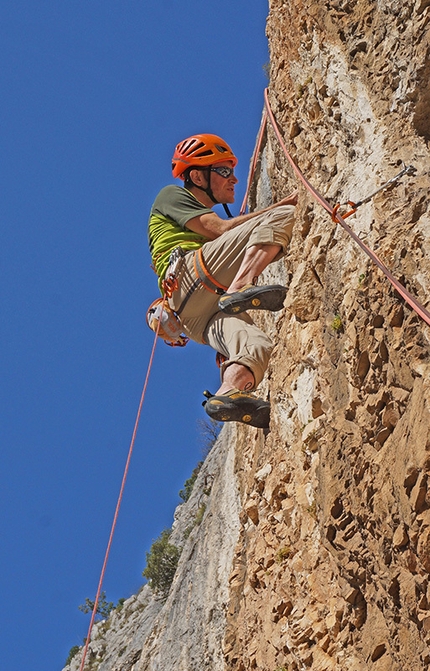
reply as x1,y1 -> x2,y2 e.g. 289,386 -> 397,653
185,192 -> 298,240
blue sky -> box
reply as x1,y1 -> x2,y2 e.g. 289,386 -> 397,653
0,2 -> 269,669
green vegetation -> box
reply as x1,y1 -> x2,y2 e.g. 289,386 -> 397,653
275,547 -> 292,564
183,524 -> 194,540
179,462 -> 203,502
116,597 -> 126,612
70,417 -> 222,664
65,645 -> 80,666
78,591 -> 115,620
183,501 -> 209,539
142,529 -> 181,599
331,314 -> 343,332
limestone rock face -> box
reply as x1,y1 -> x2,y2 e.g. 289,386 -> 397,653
64,2 -> 430,669
223,1 -> 430,669
64,426 -> 241,671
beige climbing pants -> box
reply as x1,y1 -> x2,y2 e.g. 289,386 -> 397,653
167,205 -> 295,388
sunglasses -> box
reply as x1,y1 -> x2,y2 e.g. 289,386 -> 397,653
210,166 -> 235,178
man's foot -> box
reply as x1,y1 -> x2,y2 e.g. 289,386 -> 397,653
202,389 -> 270,429
218,284 -> 287,315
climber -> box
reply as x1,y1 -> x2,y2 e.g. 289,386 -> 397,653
148,133 -> 297,429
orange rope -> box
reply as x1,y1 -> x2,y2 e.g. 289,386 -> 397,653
78,295 -> 167,671
259,88 -> 430,327
240,109 -> 268,215
79,91 -> 428,667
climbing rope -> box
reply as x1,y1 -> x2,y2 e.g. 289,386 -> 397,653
239,109 -> 268,216
243,88 -> 430,327
78,294 -> 167,671
79,91 -> 428,669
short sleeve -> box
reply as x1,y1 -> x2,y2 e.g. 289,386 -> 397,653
151,185 -> 213,229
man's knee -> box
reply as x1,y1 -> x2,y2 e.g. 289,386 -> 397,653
218,333 -> 274,388
204,311 -> 275,387
247,205 -> 295,256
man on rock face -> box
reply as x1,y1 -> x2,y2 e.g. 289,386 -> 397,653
148,134 -> 297,428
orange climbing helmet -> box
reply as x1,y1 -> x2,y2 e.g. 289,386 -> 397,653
172,133 -> 238,179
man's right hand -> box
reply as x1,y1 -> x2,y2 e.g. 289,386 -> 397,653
277,190 -> 298,207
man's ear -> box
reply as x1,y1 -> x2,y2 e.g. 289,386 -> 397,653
189,168 -> 207,187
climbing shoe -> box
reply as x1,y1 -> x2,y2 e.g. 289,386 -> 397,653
202,389 -> 270,429
218,284 -> 287,315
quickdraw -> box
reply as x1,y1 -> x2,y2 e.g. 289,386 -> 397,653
260,88 -> 430,328
332,163 -> 417,221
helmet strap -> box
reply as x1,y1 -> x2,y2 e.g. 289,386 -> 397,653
186,167 -> 233,217
223,203 -> 233,218
188,165 -> 219,205
202,167 -> 219,205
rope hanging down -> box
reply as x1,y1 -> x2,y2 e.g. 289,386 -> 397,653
243,88 -> 430,328
78,294 -> 167,671
80,92 -> 428,669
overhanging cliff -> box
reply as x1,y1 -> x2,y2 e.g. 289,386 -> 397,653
64,2 -> 430,669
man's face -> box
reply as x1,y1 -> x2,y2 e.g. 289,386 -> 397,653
207,160 -> 238,204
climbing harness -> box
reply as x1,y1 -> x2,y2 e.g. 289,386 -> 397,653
193,247 -> 228,295
146,245 -> 228,344
241,89 -> 430,328
146,242 -> 228,345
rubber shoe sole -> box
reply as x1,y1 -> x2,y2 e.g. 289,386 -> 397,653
218,284 -> 287,315
203,389 -> 270,429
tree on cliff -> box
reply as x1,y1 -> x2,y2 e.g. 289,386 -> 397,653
142,529 -> 181,600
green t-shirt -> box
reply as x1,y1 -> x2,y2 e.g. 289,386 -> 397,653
148,185 -> 213,290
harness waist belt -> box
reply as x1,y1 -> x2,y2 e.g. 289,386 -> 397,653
172,247 -> 228,318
